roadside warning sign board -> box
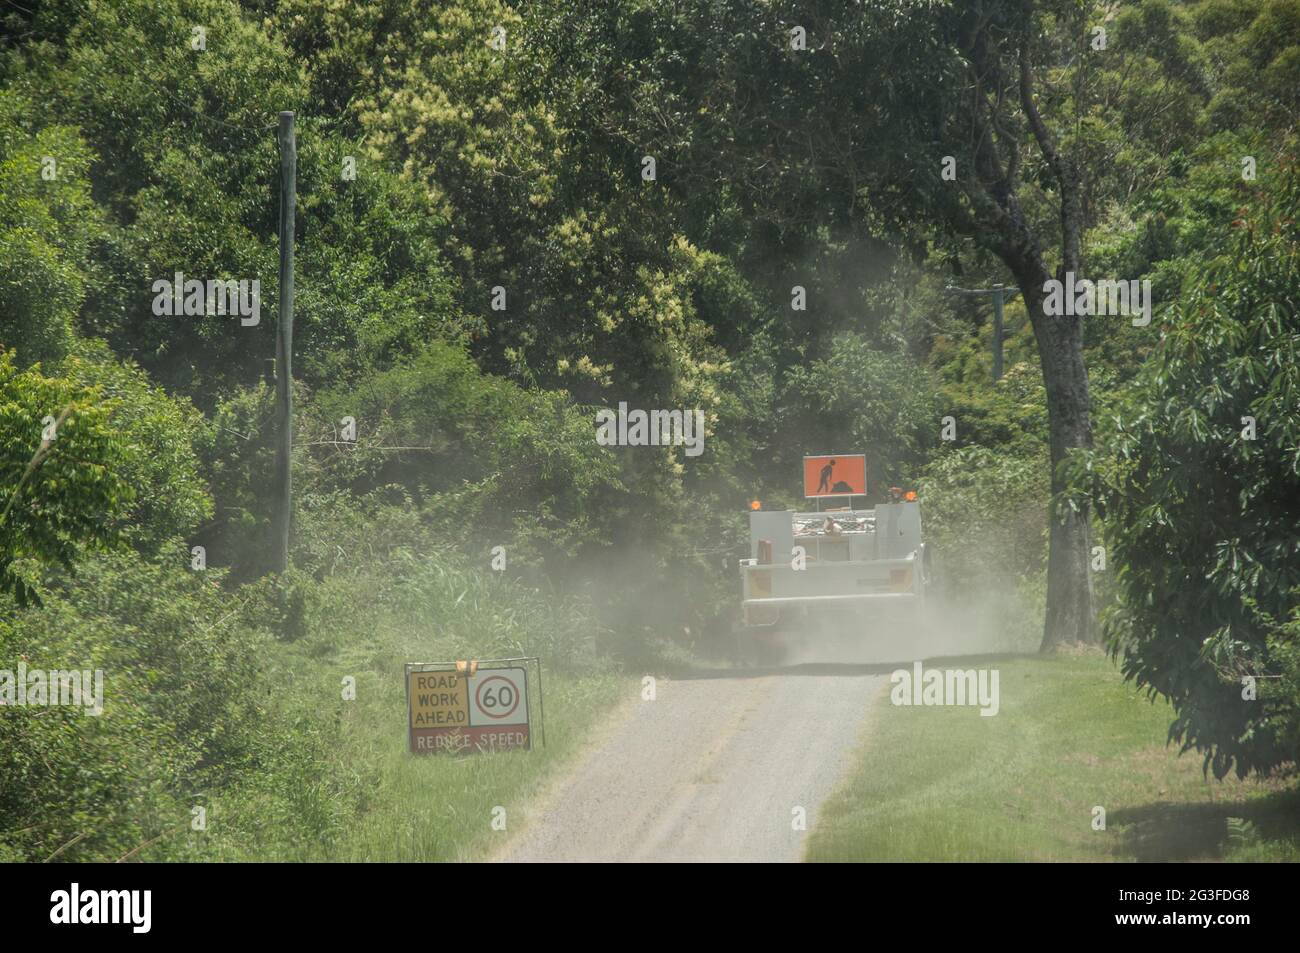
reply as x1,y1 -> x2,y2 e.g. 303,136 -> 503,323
408,670 -> 470,730
407,665 -> 530,754
803,454 -> 866,498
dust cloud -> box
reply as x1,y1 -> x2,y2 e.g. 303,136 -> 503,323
767,583 -> 1041,669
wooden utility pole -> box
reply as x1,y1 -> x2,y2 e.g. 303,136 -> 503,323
945,284 -> 1019,382
272,111 -> 296,574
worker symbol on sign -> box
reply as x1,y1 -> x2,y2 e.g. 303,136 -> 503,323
817,458 -> 836,494
803,454 -> 866,498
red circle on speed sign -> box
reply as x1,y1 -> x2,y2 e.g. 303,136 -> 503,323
475,675 -> 521,720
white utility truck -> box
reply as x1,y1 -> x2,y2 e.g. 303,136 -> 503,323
737,464 -> 932,661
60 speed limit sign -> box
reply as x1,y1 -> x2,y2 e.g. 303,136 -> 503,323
407,665 -> 531,754
470,669 -> 528,728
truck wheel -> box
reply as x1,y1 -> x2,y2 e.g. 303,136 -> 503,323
754,635 -> 786,668
729,625 -> 758,667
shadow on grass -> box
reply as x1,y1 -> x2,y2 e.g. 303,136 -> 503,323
1110,787 -> 1300,861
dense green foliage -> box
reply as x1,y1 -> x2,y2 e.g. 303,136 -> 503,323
1,0 -> 1297,860
1086,170 -> 1300,777
0,352 -> 133,605
0,552 -> 264,861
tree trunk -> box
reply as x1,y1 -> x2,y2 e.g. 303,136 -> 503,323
966,44 -> 1098,652
1018,274 -> 1097,651
973,226 -> 1098,651
1032,288 -> 1096,651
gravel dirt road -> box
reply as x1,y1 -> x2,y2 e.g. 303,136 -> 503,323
496,667 -> 887,862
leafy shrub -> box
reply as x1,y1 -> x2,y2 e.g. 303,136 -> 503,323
0,90 -> 101,368
308,340 -> 624,573
0,351 -> 133,605
0,551 -> 272,861
1086,166 -> 1300,777
919,443 -> 1050,591
60,340 -> 212,550
780,333 -> 940,491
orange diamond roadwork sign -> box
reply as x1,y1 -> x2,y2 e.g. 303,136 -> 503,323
407,665 -> 531,754
802,454 -> 867,498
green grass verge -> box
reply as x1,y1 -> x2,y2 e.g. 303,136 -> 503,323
144,556 -> 630,863
193,659 -> 626,862
294,670 -> 624,862
806,652 -> 1300,862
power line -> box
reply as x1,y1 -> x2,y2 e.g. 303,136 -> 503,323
944,284 -> 1021,382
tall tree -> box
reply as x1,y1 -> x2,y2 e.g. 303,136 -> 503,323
527,0 -> 1102,648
